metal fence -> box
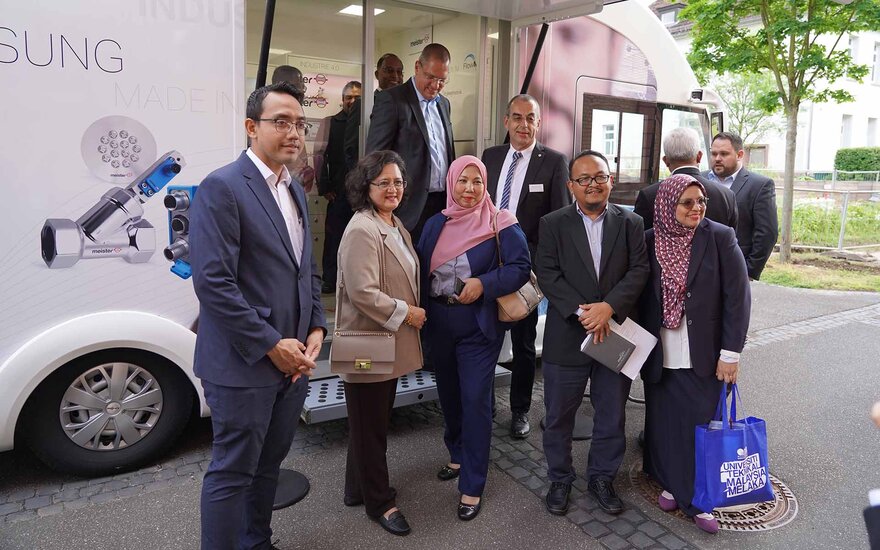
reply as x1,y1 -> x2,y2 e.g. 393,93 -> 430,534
776,184 -> 880,251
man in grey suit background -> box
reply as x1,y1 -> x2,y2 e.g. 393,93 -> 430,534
706,131 -> 779,280
189,81 -> 327,550
482,94 -> 570,439
535,150 -> 649,517
366,43 -> 455,241
634,127 -> 738,231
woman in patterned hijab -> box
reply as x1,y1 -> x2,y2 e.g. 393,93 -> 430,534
638,173 -> 752,534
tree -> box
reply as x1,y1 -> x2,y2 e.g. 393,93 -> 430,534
682,0 -> 880,263
708,72 -> 784,145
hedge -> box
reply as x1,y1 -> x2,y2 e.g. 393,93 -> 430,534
834,147 -> 880,172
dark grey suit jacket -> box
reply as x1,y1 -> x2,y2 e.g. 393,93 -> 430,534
703,167 -> 778,280
366,78 -> 454,230
638,218 -> 751,385
535,203 -> 650,365
482,142 -> 570,258
189,152 -> 327,387
634,166 -> 738,231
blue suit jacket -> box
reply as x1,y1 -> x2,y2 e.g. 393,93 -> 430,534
189,151 -> 327,387
638,218 -> 751,385
417,214 -> 531,341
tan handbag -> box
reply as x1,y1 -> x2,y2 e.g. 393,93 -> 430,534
330,231 -> 396,375
493,212 -> 544,323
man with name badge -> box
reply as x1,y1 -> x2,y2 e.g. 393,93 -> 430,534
482,94 -> 570,439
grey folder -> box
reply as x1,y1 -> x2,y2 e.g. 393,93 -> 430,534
580,330 -> 636,373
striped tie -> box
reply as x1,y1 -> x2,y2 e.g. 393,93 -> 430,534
499,151 -> 522,210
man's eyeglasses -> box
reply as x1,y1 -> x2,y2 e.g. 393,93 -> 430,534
677,197 -> 709,210
509,114 -> 538,127
571,174 -> 611,186
256,118 -> 312,137
371,179 -> 407,190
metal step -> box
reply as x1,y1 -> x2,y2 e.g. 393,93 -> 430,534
301,366 -> 512,424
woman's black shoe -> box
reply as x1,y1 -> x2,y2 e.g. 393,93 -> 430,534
375,510 -> 411,536
457,499 -> 482,521
437,465 -> 460,481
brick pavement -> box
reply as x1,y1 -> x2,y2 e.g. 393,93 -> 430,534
5,301 -> 880,549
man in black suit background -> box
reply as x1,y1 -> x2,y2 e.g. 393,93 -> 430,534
344,53 -> 404,172
634,127 -> 738,230
318,80 -> 361,293
706,131 -> 778,280
366,43 -> 454,241
535,150 -> 649,517
482,94 -> 570,439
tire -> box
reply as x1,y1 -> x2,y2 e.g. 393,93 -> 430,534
20,348 -> 194,477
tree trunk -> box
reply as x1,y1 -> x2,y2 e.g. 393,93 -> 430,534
779,104 -> 798,264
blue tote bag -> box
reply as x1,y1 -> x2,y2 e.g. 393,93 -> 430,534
692,383 -> 774,511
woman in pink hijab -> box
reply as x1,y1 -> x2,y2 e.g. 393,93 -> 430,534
637,174 -> 751,534
416,155 -> 530,521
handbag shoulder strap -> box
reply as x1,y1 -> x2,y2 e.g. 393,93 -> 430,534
493,211 -> 504,267
335,224 -> 388,330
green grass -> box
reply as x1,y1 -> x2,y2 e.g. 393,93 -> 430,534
761,253 -> 880,292
782,199 -> 880,247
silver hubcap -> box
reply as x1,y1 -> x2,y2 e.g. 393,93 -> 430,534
59,362 -> 163,451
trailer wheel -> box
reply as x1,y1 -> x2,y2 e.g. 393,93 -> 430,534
21,349 -> 193,477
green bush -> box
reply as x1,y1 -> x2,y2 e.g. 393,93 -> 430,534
834,147 -> 880,172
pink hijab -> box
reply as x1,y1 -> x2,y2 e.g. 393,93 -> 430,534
429,155 -> 518,273
654,174 -> 705,329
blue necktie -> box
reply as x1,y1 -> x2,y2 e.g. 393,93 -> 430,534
499,151 -> 522,210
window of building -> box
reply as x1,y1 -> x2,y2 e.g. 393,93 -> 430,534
841,114 -> 853,147
873,42 -> 880,83
849,35 -> 860,61
869,118 -> 878,147
746,145 -> 768,168
660,10 -> 677,25
602,124 -> 616,156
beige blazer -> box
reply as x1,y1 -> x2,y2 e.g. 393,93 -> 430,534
336,209 -> 423,383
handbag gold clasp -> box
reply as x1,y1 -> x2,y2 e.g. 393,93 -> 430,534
354,358 -> 372,371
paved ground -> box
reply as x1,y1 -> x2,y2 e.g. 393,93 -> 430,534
1,283 -> 879,549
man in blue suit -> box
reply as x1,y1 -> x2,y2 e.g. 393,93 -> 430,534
189,81 -> 327,550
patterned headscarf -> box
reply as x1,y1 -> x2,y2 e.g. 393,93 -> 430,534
654,174 -> 706,329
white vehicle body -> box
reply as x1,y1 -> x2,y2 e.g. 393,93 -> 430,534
0,0 -> 712,473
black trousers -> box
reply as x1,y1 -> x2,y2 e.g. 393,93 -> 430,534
321,197 -> 353,285
343,378 -> 398,518
508,308 -> 539,414
542,360 -> 631,484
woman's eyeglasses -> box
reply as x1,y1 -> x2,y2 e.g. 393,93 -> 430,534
371,179 -> 407,190
677,197 -> 708,210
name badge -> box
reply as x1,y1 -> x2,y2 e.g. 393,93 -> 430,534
528,184 -> 543,193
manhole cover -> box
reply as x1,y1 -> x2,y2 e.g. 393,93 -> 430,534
629,462 -> 798,532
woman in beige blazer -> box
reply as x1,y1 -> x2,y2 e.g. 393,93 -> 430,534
336,150 -> 425,536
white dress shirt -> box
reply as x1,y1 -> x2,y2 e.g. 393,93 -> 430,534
660,313 -> 741,369
493,141 -> 536,217
574,203 -> 606,279
246,148 -> 303,264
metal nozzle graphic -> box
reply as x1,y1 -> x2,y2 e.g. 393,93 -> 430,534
40,151 -> 186,268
